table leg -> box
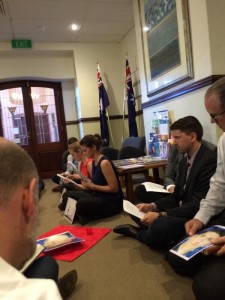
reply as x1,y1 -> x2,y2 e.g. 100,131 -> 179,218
124,173 -> 135,203
153,168 -> 160,183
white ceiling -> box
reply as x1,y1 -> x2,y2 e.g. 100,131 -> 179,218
0,0 -> 135,43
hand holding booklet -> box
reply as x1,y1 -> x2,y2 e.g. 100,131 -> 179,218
170,225 -> 225,261
57,174 -> 82,189
123,200 -> 145,219
67,161 -> 91,183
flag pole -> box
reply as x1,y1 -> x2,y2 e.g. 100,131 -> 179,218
105,109 -> 114,147
122,88 -> 126,143
122,51 -> 128,143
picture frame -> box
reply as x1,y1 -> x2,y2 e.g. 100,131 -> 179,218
139,0 -> 193,97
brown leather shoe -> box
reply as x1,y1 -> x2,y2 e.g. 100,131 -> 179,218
52,185 -> 61,192
57,269 -> 78,299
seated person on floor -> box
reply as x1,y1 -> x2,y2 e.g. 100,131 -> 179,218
58,134 -> 123,225
0,137 -> 77,300
134,143 -> 183,203
52,137 -> 78,192
59,141 -> 92,190
113,116 -> 217,249
168,76 -> 225,300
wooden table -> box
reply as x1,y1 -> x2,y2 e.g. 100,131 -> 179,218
116,161 -> 167,202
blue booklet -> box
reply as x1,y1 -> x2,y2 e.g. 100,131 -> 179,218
37,231 -> 84,252
170,225 -> 225,261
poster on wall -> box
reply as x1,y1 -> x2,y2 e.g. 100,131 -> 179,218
139,0 -> 193,98
149,109 -> 170,159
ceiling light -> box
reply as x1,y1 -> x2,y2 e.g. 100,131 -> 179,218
37,25 -> 46,32
143,26 -> 149,32
71,24 -> 79,31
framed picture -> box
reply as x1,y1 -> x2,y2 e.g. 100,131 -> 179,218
139,0 -> 193,97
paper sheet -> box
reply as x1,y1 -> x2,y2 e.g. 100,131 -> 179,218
57,174 -> 81,188
123,200 -> 145,219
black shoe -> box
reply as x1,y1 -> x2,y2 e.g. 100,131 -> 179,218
58,202 -> 66,211
113,224 -> 140,239
57,269 -> 78,299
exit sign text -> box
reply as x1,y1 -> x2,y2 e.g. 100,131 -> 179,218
11,39 -> 32,49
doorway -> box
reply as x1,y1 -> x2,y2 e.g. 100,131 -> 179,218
0,80 -> 68,178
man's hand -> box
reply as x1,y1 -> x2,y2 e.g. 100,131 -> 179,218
140,212 -> 159,225
136,203 -> 153,213
185,218 -> 204,236
168,186 -> 175,193
210,236 -> 225,256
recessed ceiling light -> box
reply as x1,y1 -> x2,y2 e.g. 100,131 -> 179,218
37,25 -> 46,32
71,24 -> 79,31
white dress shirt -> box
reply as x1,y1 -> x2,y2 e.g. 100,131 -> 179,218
195,133 -> 225,224
0,257 -> 62,300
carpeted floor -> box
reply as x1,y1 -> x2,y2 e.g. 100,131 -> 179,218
38,179 -> 195,300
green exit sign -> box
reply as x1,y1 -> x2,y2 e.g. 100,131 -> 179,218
11,39 -> 32,49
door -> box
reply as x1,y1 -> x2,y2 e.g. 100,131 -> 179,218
0,80 -> 68,178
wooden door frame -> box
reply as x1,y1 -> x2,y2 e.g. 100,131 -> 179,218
0,80 -> 68,178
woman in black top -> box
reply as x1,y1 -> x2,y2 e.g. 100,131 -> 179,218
59,134 -> 123,224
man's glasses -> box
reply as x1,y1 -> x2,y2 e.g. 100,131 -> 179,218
209,110 -> 225,121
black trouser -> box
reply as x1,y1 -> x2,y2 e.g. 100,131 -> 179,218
63,190 -> 122,220
168,209 -> 225,300
134,184 -> 169,204
131,215 -> 188,248
24,255 -> 58,282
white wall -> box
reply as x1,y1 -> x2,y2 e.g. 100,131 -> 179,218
133,0 -> 223,146
0,42 -> 128,147
206,0 -> 225,74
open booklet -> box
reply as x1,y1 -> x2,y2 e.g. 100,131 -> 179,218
67,161 -> 91,183
170,225 -> 225,261
142,182 -> 169,193
57,174 -> 82,189
123,200 -> 145,219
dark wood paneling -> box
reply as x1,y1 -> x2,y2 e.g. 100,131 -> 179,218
142,75 -> 224,109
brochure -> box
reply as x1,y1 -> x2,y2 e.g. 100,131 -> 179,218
113,156 -> 167,168
57,174 -> 81,189
170,225 -> 225,261
64,198 -> 77,224
123,199 -> 145,219
142,182 -> 169,193
67,161 -> 91,183
37,231 -> 84,252
117,163 -> 144,170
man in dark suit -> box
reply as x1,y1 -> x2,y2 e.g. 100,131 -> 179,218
113,116 -> 217,248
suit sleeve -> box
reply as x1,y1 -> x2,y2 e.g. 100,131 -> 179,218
166,151 -> 217,219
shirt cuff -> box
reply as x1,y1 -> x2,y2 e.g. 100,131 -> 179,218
166,184 -> 175,191
151,202 -> 158,212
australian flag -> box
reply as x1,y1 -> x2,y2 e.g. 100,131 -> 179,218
126,59 -> 138,137
97,62 -> 110,146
